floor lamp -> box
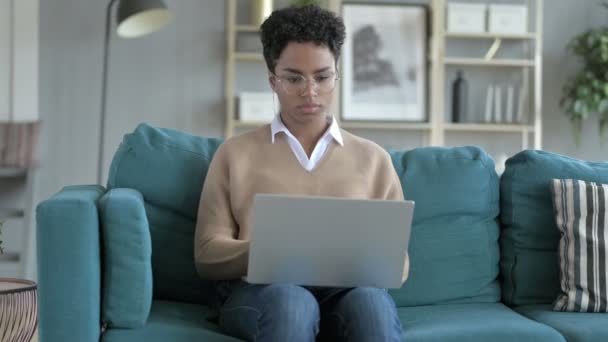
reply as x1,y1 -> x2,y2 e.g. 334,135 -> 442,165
99,0 -> 171,185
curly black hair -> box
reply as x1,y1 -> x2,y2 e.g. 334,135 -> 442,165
260,5 -> 346,73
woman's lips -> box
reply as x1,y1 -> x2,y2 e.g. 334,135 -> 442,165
298,104 -> 321,113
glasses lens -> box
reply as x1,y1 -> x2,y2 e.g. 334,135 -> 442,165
317,75 -> 336,93
277,73 -> 338,95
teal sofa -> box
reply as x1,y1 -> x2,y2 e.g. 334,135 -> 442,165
36,123 -> 608,342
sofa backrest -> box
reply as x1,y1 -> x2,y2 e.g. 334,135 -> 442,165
107,123 -> 503,307
500,150 -> 608,306
388,147 -> 501,306
107,123 -> 223,306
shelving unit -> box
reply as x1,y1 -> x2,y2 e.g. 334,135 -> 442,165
444,123 -> 534,134
0,0 -> 39,279
0,168 -> 27,178
0,168 -> 37,279
234,52 -> 265,62
224,0 -> 543,155
445,32 -> 536,40
233,120 -> 270,128
235,25 -> 259,32
429,0 -> 542,151
444,57 -> 535,67
341,122 -> 432,131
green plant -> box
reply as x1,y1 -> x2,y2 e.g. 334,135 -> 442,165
560,3 -> 608,144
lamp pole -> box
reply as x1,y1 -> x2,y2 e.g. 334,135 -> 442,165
98,0 -> 119,185
97,0 -> 170,185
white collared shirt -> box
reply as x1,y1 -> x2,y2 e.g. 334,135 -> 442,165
270,114 -> 344,171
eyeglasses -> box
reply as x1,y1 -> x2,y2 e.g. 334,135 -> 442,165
272,72 -> 340,95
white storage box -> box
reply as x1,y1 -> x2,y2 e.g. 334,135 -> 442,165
447,3 -> 487,34
488,4 -> 528,34
238,92 -> 278,122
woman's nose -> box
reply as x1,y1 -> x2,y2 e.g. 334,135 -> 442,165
300,79 -> 318,97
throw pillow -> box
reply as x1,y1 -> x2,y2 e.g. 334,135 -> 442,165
551,179 -> 608,312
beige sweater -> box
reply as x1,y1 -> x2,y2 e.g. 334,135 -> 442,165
194,124 -> 408,281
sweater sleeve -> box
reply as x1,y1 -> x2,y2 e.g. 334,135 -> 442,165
194,144 -> 249,280
382,152 -> 404,202
381,152 -> 410,285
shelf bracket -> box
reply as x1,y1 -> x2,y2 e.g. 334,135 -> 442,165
484,38 -> 502,60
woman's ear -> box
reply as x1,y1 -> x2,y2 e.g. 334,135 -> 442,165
268,72 -> 277,93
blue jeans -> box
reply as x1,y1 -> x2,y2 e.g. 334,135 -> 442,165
214,280 -> 403,342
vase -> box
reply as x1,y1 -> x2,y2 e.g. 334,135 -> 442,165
451,70 -> 468,123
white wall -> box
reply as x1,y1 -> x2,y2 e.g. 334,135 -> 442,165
36,0 -> 607,200
24,0 -> 607,281
37,0 -> 225,203
541,1 -> 607,161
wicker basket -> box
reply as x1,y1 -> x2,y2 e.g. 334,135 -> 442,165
0,278 -> 38,342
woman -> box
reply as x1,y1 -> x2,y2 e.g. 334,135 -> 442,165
194,5 -> 409,342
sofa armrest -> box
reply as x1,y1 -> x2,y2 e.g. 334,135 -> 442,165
36,185 -> 106,342
98,188 -> 152,328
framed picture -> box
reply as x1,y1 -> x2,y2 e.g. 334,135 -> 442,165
341,2 -> 428,122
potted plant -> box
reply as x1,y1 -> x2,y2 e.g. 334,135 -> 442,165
560,2 -> 608,144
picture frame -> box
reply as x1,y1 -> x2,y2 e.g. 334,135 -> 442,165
341,2 -> 428,122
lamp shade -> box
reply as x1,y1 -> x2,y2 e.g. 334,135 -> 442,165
116,0 -> 171,38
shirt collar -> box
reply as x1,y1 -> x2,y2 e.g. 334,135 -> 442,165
270,114 -> 344,146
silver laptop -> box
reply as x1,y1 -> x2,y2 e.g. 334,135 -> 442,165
245,193 -> 415,289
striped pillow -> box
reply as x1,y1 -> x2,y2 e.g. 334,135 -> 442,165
550,179 -> 608,312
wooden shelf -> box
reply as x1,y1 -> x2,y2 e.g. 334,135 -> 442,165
235,25 -> 259,33
444,58 -> 535,67
341,121 -> 432,131
444,123 -> 534,132
233,120 -> 432,131
0,252 -> 20,262
233,120 -> 269,128
235,121 -> 532,132
0,208 -> 25,219
234,52 -> 264,62
446,32 -> 536,40
0,168 -> 27,178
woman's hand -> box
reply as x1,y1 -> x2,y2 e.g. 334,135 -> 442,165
401,252 -> 410,285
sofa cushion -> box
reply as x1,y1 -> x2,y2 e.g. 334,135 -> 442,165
102,302 -> 567,342
101,300 -> 241,342
98,188 -> 152,328
144,204 -> 217,305
107,123 -> 223,306
500,150 -> 608,306
388,146 -> 501,307
399,303 -> 565,342
515,304 -> 608,342
551,179 -> 608,312
107,123 -> 223,220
